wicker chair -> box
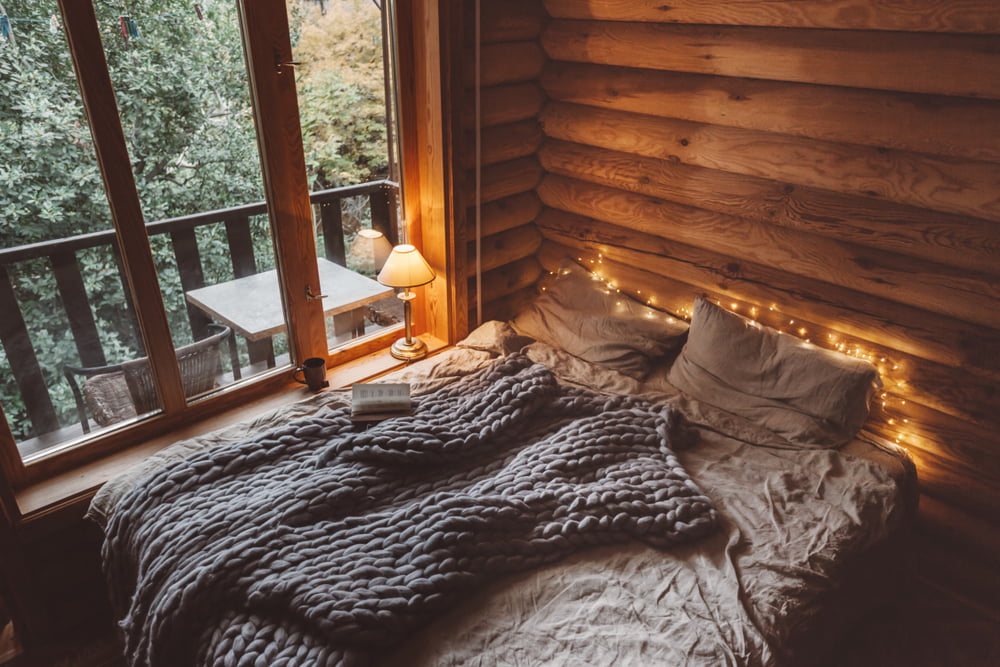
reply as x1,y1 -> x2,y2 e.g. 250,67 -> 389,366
64,324 -> 232,433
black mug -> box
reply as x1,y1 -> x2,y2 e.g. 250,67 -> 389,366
293,357 -> 329,391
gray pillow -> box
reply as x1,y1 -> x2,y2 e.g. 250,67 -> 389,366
512,259 -> 689,379
668,298 -> 881,448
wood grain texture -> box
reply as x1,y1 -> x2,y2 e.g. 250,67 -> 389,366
471,192 -> 543,238
538,174 -> 1000,329
539,136 -> 1000,275
544,0 -> 1000,34
539,101 -> 1000,224
542,62 -> 1000,162
464,82 -> 546,129
543,20 -> 1000,99
468,223 -> 543,273
469,119 -> 544,167
476,41 -> 546,87
479,157 -> 545,204
468,256 -> 543,305
481,0 -> 547,43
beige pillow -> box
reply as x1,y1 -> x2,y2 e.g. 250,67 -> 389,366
668,298 -> 880,448
512,259 -> 689,379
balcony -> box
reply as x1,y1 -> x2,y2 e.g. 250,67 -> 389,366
0,180 -> 401,460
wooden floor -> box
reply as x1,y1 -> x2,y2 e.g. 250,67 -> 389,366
2,578 -> 998,667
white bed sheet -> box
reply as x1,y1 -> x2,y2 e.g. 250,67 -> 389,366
89,322 -> 914,666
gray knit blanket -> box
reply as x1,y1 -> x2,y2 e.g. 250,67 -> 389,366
103,354 -> 717,667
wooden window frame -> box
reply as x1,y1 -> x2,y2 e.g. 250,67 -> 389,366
0,0 -> 459,510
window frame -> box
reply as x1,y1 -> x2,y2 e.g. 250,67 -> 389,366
0,0 -> 458,505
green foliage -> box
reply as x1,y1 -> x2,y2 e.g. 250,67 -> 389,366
0,0 -> 390,442
295,0 -> 389,190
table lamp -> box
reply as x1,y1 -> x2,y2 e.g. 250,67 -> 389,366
377,244 -> 436,360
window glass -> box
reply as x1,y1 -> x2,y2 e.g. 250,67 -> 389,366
98,0 -> 287,393
289,0 -> 401,351
0,0 -> 151,458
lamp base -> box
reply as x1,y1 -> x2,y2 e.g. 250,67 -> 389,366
389,335 -> 428,361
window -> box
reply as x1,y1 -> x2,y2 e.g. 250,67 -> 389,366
0,0 -> 454,492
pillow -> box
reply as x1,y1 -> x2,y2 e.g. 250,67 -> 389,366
667,297 -> 880,448
511,259 -> 689,379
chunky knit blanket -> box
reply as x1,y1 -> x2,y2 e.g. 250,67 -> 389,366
104,354 -> 717,667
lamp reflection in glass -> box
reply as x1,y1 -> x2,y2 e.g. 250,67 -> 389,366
377,244 -> 436,360
348,228 -> 392,274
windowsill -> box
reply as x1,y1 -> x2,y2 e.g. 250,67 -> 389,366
15,337 -> 446,529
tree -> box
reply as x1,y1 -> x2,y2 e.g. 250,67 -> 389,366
0,0 -> 392,441
0,0 -> 268,438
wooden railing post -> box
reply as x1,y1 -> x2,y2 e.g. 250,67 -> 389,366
0,266 -> 59,437
224,216 -> 274,372
320,200 -> 347,266
170,228 -> 211,342
370,184 -> 397,246
50,251 -> 107,368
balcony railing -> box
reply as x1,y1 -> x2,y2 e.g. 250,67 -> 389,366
0,180 -> 398,455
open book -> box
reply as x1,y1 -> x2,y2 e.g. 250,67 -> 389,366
351,382 -> 412,421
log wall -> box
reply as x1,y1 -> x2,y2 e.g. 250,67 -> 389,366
462,0 -> 1000,607
461,0 -> 548,323
5,0 -> 996,652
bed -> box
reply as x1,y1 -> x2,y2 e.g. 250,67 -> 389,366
88,261 -> 916,667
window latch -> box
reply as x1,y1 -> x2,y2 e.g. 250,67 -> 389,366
306,285 -> 327,301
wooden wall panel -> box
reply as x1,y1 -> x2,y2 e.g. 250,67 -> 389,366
544,0 -> 1000,34
526,4 -> 1000,609
461,0 -> 548,325
542,62 -> 1000,162
543,21 -> 1000,99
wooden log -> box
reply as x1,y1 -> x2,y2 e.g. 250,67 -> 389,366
538,135 -> 1000,275
479,157 -> 544,204
478,286 -> 538,325
869,398 -> 1000,487
464,82 -> 546,129
468,256 -> 544,306
538,174 -> 1000,329
476,41 -> 546,88
539,101 -> 1000,224
465,119 -> 544,168
468,192 -> 543,239
544,0 -> 1000,34
467,223 -> 543,273
869,424 -> 999,523
481,0 -> 547,43
541,62 -> 1000,162
534,210 -> 1000,394
543,20 -> 1000,99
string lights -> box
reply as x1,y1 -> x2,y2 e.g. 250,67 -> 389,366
546,252 -> 915,453
0,4 -> 204,45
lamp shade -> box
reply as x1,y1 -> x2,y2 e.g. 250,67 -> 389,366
348,229 -> 392,272
377,244 -> 436,289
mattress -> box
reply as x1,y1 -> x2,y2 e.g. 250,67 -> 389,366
89,322 -> 915,666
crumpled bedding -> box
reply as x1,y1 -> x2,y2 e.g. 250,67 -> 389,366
89,321 -> 915,667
